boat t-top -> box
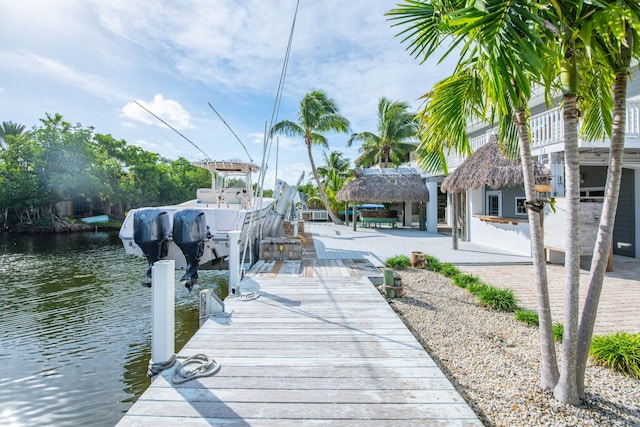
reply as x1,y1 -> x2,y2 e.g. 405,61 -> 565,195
119,159 -> 294,290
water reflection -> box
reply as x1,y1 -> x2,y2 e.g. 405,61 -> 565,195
0,232 -> 228,426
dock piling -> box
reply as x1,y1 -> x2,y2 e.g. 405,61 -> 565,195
150,260 -> 175,373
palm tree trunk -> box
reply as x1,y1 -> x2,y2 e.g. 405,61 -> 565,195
576,34 -> 632,398
307,143 -> 343,225
514,109 -> 559,390
554,90 -> 581,406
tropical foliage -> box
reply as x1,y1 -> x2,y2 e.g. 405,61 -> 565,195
317,150 -> 351,213
270,90 -> 350,224
347,97 -> 418,168
0,114 -> 210,230
388,0 -> 640,406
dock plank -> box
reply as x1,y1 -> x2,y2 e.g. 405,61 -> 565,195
117,266 -> 481,426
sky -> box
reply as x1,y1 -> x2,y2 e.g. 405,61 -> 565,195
0,0 -> 456,189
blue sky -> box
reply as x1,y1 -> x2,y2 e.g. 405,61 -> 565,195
1,0 -> 455,188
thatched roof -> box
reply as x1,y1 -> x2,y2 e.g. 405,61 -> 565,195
441,136 -> 552,193
336,167 -> 429,203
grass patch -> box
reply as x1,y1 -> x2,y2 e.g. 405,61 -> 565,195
515,309 -> 539,326
590,333 -> 640,378
476,286 -> 517,312
425,255 -> 441,272
452,274 -> 482,289
439,262 -> 460,278
385,255 -> 411,270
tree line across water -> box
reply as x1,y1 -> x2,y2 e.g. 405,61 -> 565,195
0,114 -> 212,231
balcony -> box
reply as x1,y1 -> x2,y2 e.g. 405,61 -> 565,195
447,102 -> 640,170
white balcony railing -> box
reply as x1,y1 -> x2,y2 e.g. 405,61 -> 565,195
441,102 -> 640,173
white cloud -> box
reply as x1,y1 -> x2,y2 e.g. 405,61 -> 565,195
122,94 -> 194,129
0,50 -> 130,103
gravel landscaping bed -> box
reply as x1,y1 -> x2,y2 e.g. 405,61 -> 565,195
388,269 -> 640,426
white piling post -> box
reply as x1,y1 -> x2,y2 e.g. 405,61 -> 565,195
228,230 -> 241,296
151,260 -> 175,366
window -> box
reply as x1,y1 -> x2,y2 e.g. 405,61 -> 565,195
485,191 -> 502,216
515,197 -> 527,216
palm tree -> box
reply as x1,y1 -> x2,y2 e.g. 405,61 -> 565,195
388,0 -> 638,404
317,150 -> 351,213
347,97 -> 418,168
0,121 -> 26,150
270,90 -> 350,224
388,0 -> 560,392
575,2 -> 640,398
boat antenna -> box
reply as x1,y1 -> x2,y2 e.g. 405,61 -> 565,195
207,102 -> 253,163
133,100 -> 211,161
258,0 -> 300,192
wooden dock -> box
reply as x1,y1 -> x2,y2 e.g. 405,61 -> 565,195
117,260 -> 481,426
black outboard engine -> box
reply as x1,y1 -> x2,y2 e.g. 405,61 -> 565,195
173,209 -> 206,292
133,208 -> 171,284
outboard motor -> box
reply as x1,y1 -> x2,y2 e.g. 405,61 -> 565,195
133,208 -> 171,283
173,209 -> 206,292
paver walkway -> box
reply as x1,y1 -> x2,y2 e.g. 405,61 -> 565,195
307,222 -> 640,334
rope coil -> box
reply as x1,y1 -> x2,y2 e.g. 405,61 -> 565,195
171,354 -> 221,384
147,353 -> 177,378
239,292 -> 260,301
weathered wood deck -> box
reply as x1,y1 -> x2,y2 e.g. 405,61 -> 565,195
116,260 -> 481,426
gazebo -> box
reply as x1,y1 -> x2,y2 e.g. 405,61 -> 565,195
336,167 -> 429,230
441,136 -> 552,248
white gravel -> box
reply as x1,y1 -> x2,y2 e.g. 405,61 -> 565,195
388,269 -> 640,427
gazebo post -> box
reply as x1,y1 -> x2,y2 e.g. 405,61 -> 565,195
450,192 -> 458,250
344,201 -> 349,226
352,200 -> 357,231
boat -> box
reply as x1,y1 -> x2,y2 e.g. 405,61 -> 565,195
119,160 -> 296,290
80,215 -> 109,224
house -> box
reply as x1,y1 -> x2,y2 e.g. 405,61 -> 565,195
414,65 -> 640,260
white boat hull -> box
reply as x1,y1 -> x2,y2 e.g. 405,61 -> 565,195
119,198 -> 275,272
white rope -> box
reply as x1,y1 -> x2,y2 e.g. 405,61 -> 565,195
239,291 -> 260,301
171,354 -> 221,384
147,353 -> 176,378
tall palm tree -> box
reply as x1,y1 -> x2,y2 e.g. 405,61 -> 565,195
317,150 -> 351,213
388,0 -> 561,392
347,97 -> 418,168
0,121 -> 26,150
317,150 -> 350,190
575,2 -> 640,398
270,90 -> 350,224
388,0 -> 637,404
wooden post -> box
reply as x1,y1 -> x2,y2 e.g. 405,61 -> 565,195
352,201 -> 357,232
151,260 -> 175,368
450,192 -> 458,250
344,202 -> 349,226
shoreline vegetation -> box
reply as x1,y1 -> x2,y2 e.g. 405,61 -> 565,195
389,269 -> 639,426
2,219 -> 123,234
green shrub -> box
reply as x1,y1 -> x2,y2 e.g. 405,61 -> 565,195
514,309 -> 539,326
439,262 -> 460,278
466,280 -> 489,295
452,274 -> 482,289
425,255 -> 441,272
553,322 -> 564,342
590,333 -> 640,378
477,286 -> 517,312
385,255 -> 411,270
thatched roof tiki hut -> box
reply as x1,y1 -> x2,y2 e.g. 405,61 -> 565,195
336,168 -> 429,231
441,136 -> 551,249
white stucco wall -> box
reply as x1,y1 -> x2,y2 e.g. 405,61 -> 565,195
468,217 -> 533,257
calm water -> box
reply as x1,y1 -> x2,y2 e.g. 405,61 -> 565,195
0,232 -> 228,426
